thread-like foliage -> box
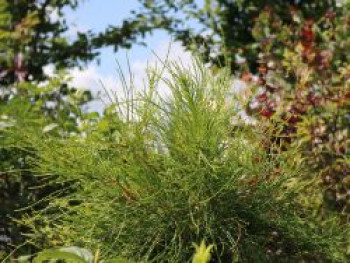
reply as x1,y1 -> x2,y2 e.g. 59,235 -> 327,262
15,59 -> 348,262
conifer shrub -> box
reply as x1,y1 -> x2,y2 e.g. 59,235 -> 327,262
14,60 -> 348,262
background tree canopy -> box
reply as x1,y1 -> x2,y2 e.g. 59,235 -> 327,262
0,0 -> 96,85
93,0 -> 344,72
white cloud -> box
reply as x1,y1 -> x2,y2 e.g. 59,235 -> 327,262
68,64 -> 120,113
130,40 -> 194,98
70,65 -> 106,94
43,64 -> 55,77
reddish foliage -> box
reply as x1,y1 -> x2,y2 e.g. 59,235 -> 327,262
246,5 -> 350,215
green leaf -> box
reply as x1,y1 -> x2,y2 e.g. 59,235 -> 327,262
33,249 -> 90,263
42,123 -> 59,133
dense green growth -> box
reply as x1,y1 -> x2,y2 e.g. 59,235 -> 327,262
10,60 -> 349,262
0,0 -> 96,250
0,75 -> 92,255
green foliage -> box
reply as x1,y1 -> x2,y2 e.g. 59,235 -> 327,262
0,74 -> 93,255
0,0 -> 95,84
33,249 -> 89,263
13,247 -> 95,263
14,59 -> 349,262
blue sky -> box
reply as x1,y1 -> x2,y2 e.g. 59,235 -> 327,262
65,0 -> 175,76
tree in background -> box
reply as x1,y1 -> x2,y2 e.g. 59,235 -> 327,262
243,2 -> 349,217
94,0 -> 339,73
0,0 -> 96,85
